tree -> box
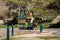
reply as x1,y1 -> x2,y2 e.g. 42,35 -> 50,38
4,0 -> 59,19
5,0 -> 27,7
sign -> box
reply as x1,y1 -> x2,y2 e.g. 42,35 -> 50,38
18,20 -> 26,23
26,13 -> 32,17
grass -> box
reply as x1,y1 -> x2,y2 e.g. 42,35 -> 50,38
2,38 -> 13,40
0,25 -> 6,28
2,36 -> 60,40
0,24 -> 60,30
0,24 -> 18,28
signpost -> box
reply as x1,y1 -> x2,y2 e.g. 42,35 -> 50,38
12,24 -> 14,36
5,19 -> 13,40
6,24 -> 10,40
4,20 -> 10,40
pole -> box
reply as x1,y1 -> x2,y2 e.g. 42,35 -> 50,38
12,24 -> 14,36
28,22 -> 31,30
23,24 -> 24,30
7,24 -> 9,40
40,23 -> 43,33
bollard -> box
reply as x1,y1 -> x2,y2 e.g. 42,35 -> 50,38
12,24 -> 14,36
7,25 -> 9,40
40,23 -> 43,33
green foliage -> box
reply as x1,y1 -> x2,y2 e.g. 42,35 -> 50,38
0,25 -> 6,28
5,0 -> 27,6
4,0 -> 60,19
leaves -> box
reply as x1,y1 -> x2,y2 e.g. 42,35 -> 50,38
5,0 -> 27,6
4,0 -> 59,19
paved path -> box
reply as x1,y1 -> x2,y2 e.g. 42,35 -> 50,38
0,28 -> 60,40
